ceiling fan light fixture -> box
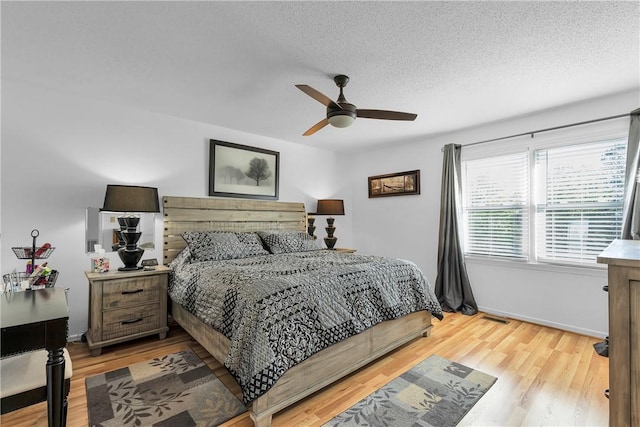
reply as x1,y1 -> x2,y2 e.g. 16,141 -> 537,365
296,75 -> 417,136
328,114 -> 355,128
327,103 -> 357,128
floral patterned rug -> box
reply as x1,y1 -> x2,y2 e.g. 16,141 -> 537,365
85,349 -> 246,426
323,355 -> 497,427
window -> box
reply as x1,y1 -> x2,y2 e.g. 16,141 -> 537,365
462,134 -> 627,266
462,152 -> 529,259
534,140 -> 626,263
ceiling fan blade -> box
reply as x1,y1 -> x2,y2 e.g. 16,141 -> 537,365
303,118 -> 329,136
356,109 -> 417,121
296,85 -> 342,110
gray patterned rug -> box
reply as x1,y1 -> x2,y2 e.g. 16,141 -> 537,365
323,355 -> 497,427
85,349 -> 246,426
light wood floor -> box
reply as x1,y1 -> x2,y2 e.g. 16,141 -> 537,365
1,311 -> 609,426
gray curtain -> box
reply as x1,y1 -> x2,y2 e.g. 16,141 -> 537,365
435,143 -> 478,315
621,108 -> 640,239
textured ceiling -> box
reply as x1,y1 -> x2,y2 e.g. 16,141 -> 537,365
2,1 -> 639,153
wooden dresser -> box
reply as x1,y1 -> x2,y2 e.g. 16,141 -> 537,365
85,266 -> 169,356
597,239 -> 640,427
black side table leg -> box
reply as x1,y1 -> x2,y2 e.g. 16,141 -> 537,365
46,347 -> 66,427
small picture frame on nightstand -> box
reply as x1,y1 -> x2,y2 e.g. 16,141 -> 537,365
141,258 -> 158,267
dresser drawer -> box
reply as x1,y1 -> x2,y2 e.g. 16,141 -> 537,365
102,304 -> 160,340
102,275 -> 161,310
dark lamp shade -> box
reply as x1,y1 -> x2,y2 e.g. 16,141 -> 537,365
315,199 -> 345,216
102,185 -> 160,213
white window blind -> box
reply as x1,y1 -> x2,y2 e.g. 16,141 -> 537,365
534,139 -> 626,264
462,152 -> 529,259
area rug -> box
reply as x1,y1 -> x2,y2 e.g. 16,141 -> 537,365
85,349 -> 246,426
323,355 -> 497,427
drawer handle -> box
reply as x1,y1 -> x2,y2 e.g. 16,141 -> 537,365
121,317 -> 143,325
121,289 -> 144,295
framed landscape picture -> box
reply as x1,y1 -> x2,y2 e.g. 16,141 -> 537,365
209,139 -> 279,200
368,170 -> 420,198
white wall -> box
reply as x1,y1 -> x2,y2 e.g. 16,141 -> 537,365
3,78 -> 637,340
1,80 -> 351,339
348,89 -> 640,338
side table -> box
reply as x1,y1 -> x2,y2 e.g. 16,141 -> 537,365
85,266 -> 169,356
1,288 -> 69,427
333,248 -> 356,253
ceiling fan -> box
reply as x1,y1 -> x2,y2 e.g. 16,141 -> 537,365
295,75 -> 418,136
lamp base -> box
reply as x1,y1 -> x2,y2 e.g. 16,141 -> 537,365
116,216 -> 145,271
324,237 -> 337,250
118,266 -> 144,272
324,217 -> 338,249
117,247 -> 145,271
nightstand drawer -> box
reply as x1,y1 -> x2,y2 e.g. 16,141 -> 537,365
102,304 -> 160,340
102,276 -> 161,310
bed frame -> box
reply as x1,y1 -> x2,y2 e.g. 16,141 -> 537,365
163,196 -> 433,427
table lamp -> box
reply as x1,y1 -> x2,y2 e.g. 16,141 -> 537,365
102,185 -> 160,271
315,199 -> 345,250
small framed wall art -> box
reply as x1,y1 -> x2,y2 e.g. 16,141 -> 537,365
209,139 -> 280,200
368,169 -> 420,198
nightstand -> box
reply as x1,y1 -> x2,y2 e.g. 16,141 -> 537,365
333,248 -> 356,253
85,265 -> 169,356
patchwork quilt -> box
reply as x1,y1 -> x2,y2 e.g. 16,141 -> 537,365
169,249 -> 443,403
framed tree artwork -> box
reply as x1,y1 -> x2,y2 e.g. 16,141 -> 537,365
368,170 -> 420,198
209,139 -> 280,200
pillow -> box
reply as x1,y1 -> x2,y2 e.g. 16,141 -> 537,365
235,232 -> 270,257
258,231 -> 322,254
168,246 -> 192,269
182,231 -> 247,261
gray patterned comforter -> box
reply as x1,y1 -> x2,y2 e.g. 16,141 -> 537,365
168,249 -> 443,403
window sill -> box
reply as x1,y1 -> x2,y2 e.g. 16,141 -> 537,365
464,255 -> 607,278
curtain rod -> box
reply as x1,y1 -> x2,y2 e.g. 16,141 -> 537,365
461,112 -> 630,148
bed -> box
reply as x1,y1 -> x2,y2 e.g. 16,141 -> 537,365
163,196 -> 442,427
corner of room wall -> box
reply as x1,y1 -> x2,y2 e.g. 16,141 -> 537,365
346,88 -> 639,337
1,79 -> 347,338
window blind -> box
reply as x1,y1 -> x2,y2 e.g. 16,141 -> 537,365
534,139 -> 626,263
462,152 -> 529,259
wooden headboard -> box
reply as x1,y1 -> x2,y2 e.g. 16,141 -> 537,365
162,196 -> 307,265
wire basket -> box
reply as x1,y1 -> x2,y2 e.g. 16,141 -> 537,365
2,270 -> 58,292
11,246 -> 56,259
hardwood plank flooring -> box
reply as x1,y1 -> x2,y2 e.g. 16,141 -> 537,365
1,312 -> 609,426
